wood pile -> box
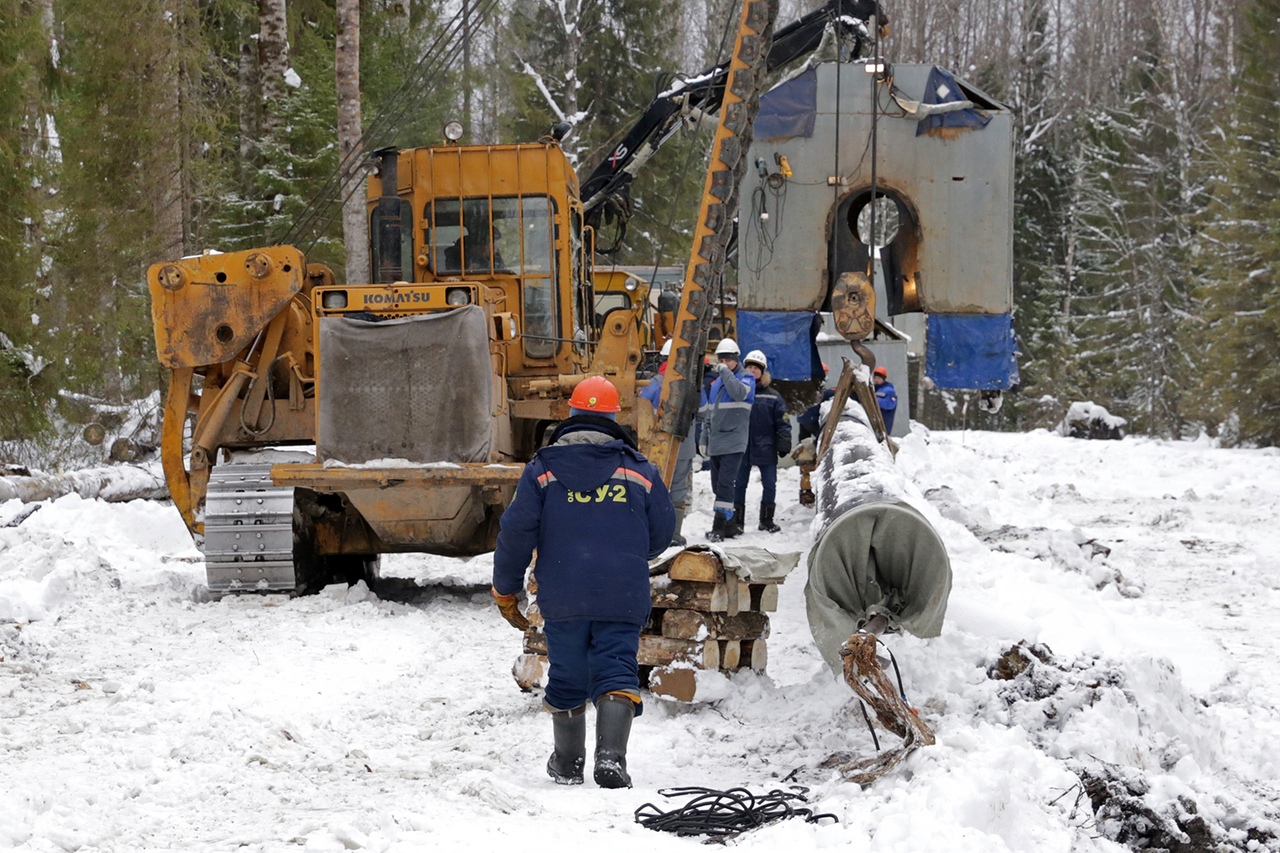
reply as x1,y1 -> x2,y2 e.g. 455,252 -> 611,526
512,546 -> 794,702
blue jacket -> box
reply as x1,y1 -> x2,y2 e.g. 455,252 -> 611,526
745,383 -> 792,466
875,380 -> 898,412
875,380 -> 898,432
492,416 -> 675,625
700,364 -> 756,456
639,366 -> 663,409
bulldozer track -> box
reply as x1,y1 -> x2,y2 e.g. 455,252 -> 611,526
203,463 -> 297,595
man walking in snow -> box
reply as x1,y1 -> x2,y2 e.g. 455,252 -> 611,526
491,376 -> 675,789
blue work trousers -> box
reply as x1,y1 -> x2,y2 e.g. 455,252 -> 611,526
734,460 -> 777,506
708,451 -> 744,515
542,619 -> 644,716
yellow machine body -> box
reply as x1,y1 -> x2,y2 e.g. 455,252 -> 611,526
147,141 -> 653,593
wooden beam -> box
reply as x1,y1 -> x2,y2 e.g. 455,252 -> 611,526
661,609 -> 770,641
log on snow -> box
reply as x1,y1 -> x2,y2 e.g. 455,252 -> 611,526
0,464 -> 169,506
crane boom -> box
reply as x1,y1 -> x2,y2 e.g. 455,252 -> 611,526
640,0 -> 777,481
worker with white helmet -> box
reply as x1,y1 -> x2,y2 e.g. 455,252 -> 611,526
699,337 -> 755,541
730,350 -> 791,535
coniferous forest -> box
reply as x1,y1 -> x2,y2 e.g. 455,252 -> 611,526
1,0 -> 1278,466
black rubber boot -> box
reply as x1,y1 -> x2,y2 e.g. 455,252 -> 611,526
707,510 -> 727,542
724,503 -> 745,538
546,703 -> 587,785
671,508 -> 687,547
758,502 -> 780,533
593,694 -> 635,789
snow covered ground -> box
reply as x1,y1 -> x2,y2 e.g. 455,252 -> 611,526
2,427 -> 1278,852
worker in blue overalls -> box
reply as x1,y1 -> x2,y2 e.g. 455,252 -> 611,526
491,376 -> 674,789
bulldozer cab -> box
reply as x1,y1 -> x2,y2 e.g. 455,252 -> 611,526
363,144 -> 596,376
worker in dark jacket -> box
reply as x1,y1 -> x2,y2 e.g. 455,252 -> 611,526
732,350 -> 791,534
873,366 -> 898,433
699,338 -> 756,541
492,376 -> 675,789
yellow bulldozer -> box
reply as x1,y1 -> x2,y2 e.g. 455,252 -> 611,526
149,134 -> 657,595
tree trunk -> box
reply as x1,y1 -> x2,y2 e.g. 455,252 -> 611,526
336,0 -> 369,284
258,0 -> 289,136
0,465 -> 169,506
155,0 -> 188,260
238,40 -> 257,169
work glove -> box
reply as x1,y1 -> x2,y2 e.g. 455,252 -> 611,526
790,437 -> 817,464
491,586 -> 530,631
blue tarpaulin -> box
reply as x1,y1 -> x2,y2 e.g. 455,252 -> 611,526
916,67 -> 993,136
926,314 -> 1019,390
755,69 -> 817,141
736,310 -> 822,381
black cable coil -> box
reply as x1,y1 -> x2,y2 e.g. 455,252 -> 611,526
634,785 -> 839,839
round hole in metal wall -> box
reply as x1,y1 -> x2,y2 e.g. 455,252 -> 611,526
215,324 -> 235,343
855,196 -> 900,248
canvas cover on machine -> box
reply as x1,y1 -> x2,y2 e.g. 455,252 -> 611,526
735,310 -> 823,381
755,68 -> 817,141
318,306 -> 492,465
926,313 -> 1020,390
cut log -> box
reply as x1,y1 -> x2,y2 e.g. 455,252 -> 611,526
720,639 -> 742,670
512,654 -> 548,692
651,579 -> 778,615
741,638 -> 767,671
661,609 -> 770,641
637,635 -> 720,669
648,666 -> 699,702
668,549 -> 724,583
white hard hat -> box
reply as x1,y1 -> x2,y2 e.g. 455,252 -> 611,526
715,338 -> 740,357
744,350 -> 767,370
660,339 -> 673,356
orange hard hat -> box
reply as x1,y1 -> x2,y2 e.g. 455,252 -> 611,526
569,375 -> 621,413
873,366 -> 888,378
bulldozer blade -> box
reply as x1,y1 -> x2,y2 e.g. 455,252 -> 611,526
827,631 -> 935,785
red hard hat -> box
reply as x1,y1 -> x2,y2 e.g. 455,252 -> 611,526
569,376 -> 621,413
873,366 -> 888,378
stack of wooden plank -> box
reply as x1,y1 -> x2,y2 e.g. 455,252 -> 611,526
512,546 -> 794,702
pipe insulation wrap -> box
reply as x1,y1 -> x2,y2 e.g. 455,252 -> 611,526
804,399 -> 952,672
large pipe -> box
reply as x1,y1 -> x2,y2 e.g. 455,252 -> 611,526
804,395 -> 952,671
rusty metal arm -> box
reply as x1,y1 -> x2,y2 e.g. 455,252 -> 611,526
644,0 -> 779,484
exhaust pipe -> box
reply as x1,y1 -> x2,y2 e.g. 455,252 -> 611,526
375,148 -> 402,283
